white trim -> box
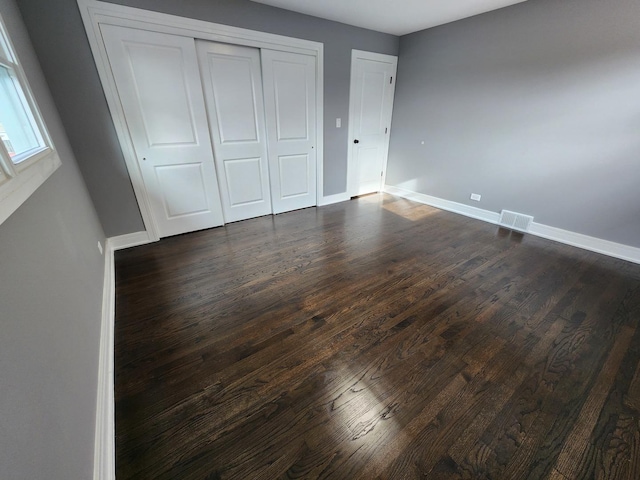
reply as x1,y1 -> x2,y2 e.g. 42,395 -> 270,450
93,238 -> 116,480
347,49 -> 398,198
528,223 -> 640,265
384,185 -> 500,224
80,0 -> 323,54
315,51 -> 324,209
384,185 -> 640,265
318,192 -> 350,207
92,231 -> 152,480
109,230 -> 153,251
77,0 -> 324,238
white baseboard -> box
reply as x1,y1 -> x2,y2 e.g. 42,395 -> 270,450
318,192 -> 350,207
528,222 -> 640,265
94,238 -> 116,480
93,231 -> 153,479
384,185 -> 501,225
109,231 -> 152,251
384,184 -> 640,265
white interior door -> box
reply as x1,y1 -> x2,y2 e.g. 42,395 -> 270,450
196,41 -> 272,223
348,50 -> 397,197
101,24 -> 224,238
261,49 -> 317,214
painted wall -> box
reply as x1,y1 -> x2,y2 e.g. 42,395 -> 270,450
16,0 -> 399,236
387,0 -> 640,247
0,0 -> 105,478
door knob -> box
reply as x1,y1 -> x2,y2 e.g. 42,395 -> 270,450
354,139 -> 360,144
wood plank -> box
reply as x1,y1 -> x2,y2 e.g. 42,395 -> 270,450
553,325 -> 635,477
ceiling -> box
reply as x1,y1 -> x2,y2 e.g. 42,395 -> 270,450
250,0 -> 528,36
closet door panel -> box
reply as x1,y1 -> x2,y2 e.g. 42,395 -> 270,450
101,24 -> 224,237
197,41 -> 272,223
224,157 -> 265,206
262,50 -> 317,214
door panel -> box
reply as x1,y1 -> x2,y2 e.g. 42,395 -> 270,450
273,62 -> 309,141
359,70 -> 386,135
355,146 -> 381,187
197,41 -> 272,223
279,154 -> 309,198
155,164 -> 209,217
101,24 -> 224,238
349,52 -> 397,197
209,56 -> 259,144
126,44 -> 198,146
223,157 -> 265,206
262,50 -> 316,214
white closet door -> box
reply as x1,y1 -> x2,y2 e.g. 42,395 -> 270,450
349,52 -> 397,197
196,41 -> 272,223
261,50 -> 317,214
100,24 -> 224,238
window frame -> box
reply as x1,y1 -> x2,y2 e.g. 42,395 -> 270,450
0,10 -> 61,225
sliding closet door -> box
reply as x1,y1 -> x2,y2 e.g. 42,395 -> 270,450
196,41 -> 272,223
100,24 -> 224,238
261,50 -> 317,214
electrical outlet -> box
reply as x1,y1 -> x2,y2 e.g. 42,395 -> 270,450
336,118 -> 341,128
470,193 -> 482,202
98,241 -> 103,255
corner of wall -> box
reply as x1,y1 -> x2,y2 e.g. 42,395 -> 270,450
384,185 -> 640,265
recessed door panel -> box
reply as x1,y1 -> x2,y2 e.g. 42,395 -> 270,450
272,61 -> 309,141
208,55 -> 259,144
125,43 -> 198,147
356,146 -> 382,192
197,41 -> 272,223
224,157 -> 265,206
262,49 -> 316,214
155,164 -> 208,217
359,70 -> 386,135
278,154 -> 309,198
101,24 -> 224,238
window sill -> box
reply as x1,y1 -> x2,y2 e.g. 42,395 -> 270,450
11,145 -> 50,168
0,149 -> 61,226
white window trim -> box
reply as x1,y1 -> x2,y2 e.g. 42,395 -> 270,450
0,12 -> 61,226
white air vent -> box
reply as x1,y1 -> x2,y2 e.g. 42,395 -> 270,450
499,210 -> 533,232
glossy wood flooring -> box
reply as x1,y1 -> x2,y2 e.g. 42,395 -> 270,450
114,194 -> 640,479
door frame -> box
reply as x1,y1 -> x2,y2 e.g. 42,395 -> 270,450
346,49 -> 397,198
78,0 -> 324,241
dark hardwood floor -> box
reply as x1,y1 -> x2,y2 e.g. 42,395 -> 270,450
114,194 -> 640,479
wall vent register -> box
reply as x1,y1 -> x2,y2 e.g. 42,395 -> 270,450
499,209 -> 533,232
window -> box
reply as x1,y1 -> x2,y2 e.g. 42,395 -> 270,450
0,11 -> 60,225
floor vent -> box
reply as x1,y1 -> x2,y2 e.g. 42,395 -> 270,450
499,210 -> 533,232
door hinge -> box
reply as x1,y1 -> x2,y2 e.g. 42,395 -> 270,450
385,127 -> 388,134
390,76 -> 393,84
381,171 -> 384,177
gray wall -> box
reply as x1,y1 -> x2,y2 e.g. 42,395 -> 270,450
387,0 -> 640,247
0,0 -> 105,478
17,0 -> 399,237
